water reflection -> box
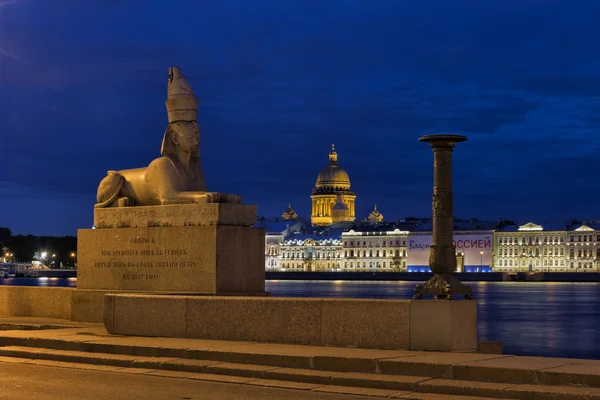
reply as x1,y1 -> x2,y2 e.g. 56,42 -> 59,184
266,280 -> 600,360
0,277 -> 76,288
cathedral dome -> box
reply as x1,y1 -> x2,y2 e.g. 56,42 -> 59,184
315,145 -> 351,192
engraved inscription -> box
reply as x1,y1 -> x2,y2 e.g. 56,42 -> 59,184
94,204 -> 257,229
94,234 -> 198,281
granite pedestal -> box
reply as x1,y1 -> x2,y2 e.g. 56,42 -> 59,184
77,204 -> 265,295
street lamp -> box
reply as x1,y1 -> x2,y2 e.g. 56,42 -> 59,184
480,251 -> 483,267
70,252 -> 76,268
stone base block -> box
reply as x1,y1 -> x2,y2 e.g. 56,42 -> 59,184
71,289 -> 123,322
77,224 -> 265,294
409,300 -> 477,352
104,295 -> 477,351
94,203 -> 257,229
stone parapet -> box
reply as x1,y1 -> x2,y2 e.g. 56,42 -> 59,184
104,295 -> 477,352
0,287 -> 74,320
93,203 -> 257,229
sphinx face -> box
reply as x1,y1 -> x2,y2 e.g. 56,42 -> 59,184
176,123 -> 200,155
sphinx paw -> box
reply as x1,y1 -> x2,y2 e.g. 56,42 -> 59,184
118,197 -> 136,207
206,192 -> 221,203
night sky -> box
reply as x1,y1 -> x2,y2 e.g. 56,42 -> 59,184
1,0 -> 600,236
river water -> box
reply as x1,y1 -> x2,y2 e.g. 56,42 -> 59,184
1,278 -> 597,359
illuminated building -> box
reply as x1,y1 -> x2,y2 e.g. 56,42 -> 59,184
366,205 -> 384,223
493,222 -> 568,272
281,203 -> 297,221
310,145 -> 356,226
279,236 -> 342,272
408,220 -> 495,272
341,227 -> 408,271
265,232 -> 283,271
566,223 -> 600,271
255,219 -> 311,271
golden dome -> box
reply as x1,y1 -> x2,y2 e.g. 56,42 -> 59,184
315,145 -> 351,191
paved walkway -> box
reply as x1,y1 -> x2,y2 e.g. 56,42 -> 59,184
0,316 -> 599,399
0,361 -> 379,400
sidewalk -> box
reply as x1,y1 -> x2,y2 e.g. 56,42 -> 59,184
0,316 -> 599,399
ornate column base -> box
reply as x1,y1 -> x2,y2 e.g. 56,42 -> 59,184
413,274 -> 473,300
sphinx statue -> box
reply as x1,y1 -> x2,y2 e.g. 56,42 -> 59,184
95,67 -> 241,208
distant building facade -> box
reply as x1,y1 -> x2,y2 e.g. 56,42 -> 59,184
261,219 -> 600,273
341,227 -> 408,271
280,236 -> 343,272
493,221 -> 600,272
566,223 -> 600,271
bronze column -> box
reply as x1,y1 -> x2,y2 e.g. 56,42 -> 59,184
414,134 -> 473,300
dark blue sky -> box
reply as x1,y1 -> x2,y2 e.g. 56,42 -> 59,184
2,0 -> 600,236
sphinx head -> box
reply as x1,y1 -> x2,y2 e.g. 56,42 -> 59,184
161,121 -> 200,158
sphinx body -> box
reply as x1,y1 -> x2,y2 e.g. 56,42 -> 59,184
94,67 -> 241,208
